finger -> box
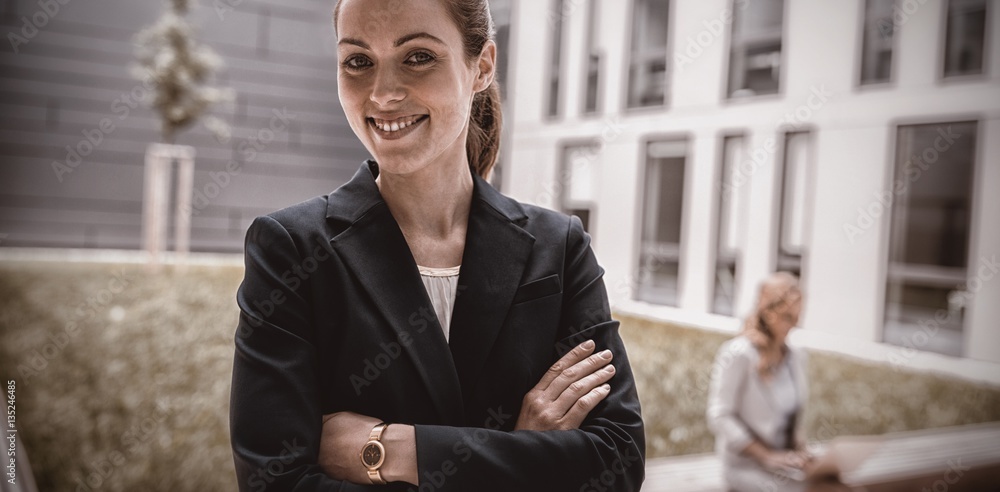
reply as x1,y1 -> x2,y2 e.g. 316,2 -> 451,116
533,339 -> 597,392
558,383 -> 612,429
547,348 -> 613,398
553,363 -> 615,412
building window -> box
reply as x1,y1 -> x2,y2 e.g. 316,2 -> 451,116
943,0 -> 988,78
776,131 -> 813,278
489,0 -> 513,190
860,0 -> 895,85
560,142 -> 601,234
713,135 -> 748,316
627,0 -> 671,108
583,0 -> 602,114
547,0 -> 566,118
636,140 -> 687,306
490,0 -> 513,100
883,121 -> 978,357
727,0 -> 784,98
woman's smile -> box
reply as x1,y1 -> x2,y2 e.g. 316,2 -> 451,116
366,114 -> 430,140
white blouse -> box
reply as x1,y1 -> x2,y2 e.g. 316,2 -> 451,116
416,264 -> 461,343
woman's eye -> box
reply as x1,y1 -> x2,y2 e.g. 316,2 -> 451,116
405,52 -> 434,65
342,56 -> 372,71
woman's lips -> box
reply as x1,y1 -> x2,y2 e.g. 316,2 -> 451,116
367,115 -> 429,140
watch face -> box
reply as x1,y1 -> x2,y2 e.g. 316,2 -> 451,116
362,442 -> 384,468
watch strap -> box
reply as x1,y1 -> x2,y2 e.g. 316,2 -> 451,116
366,422 -> 389,485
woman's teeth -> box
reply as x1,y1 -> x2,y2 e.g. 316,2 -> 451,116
372,116 -> 423,132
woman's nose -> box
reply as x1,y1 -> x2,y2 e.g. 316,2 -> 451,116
370,68 -> 405,106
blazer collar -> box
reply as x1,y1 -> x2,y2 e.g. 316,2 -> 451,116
326,160 -> 528,225
326,160 -> 535,425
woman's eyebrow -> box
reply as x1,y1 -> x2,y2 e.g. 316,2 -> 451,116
393,32 -> 446,47
338,32 -> 446,50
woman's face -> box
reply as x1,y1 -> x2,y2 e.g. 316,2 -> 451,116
761,293 -> 802,341
335,0 -> 494,175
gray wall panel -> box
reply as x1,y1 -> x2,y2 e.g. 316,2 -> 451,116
0,0 -> 369,252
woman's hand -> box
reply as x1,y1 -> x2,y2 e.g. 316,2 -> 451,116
762,449 -> 812,472
318,412 -> 419,485
514,339 -> 615,431
318,411 -> 381,484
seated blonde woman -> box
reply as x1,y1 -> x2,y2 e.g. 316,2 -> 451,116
707,272 -> 813,492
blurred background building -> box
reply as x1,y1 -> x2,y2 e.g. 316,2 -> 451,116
0,0 -> 997,372
502,0 -> 1000,374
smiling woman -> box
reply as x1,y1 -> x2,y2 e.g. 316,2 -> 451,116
228,1 -> 645,491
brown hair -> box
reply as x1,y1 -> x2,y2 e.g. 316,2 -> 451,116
333,0 -> 503,180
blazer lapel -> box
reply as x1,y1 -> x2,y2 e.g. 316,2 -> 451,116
326,161 -> 463,424
448,170 -> 535,407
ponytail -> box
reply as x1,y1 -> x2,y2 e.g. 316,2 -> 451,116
467,80 -> 502,180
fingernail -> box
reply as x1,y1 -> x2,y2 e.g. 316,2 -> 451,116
602,384 -> 611,391
604,365 -> 615,373
599,349 -> 612,359
582,339 -> 595,349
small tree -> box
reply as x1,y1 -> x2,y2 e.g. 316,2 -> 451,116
132,0 -> 233,144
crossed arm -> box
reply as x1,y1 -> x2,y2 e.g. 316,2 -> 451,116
318,337 -> 620,485
230,214 -> 645,491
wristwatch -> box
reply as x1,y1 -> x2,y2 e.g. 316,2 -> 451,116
360,422 -> 389,485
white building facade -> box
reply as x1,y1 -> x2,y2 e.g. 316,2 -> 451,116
502,0 -> 1000,379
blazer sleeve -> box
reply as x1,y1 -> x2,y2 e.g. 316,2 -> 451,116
412,214 -> 646,492
230,215 -> 355,491
706,340 -> 755,454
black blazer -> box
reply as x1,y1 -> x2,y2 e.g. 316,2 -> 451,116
230,160 -> 645,492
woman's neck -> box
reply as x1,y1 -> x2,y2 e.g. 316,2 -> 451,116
375,158 -> 474,240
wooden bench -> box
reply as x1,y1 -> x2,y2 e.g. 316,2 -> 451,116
641,422 -> 1000,492
642,453 -> 725,492
831,421 -> 1000,491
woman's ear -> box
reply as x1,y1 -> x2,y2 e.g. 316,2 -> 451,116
474,40 -> 497,93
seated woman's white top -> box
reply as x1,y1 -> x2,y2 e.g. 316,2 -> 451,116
417,264 -> 461,342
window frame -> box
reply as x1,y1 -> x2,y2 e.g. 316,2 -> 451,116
545,0 -> 568,120
855,0 -> 900,88
937,0 -> 992,82
711,131 -> 750,316
721,0 -> 789,102
631,134 -> 692,307
581,0 -> 604,116
876,116 -> 985,356
623,0 -> 676,112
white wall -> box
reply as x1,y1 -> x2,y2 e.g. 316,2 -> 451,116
505,0 -> 1000,372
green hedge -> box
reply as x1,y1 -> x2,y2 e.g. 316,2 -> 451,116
1,261 -> 997,491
